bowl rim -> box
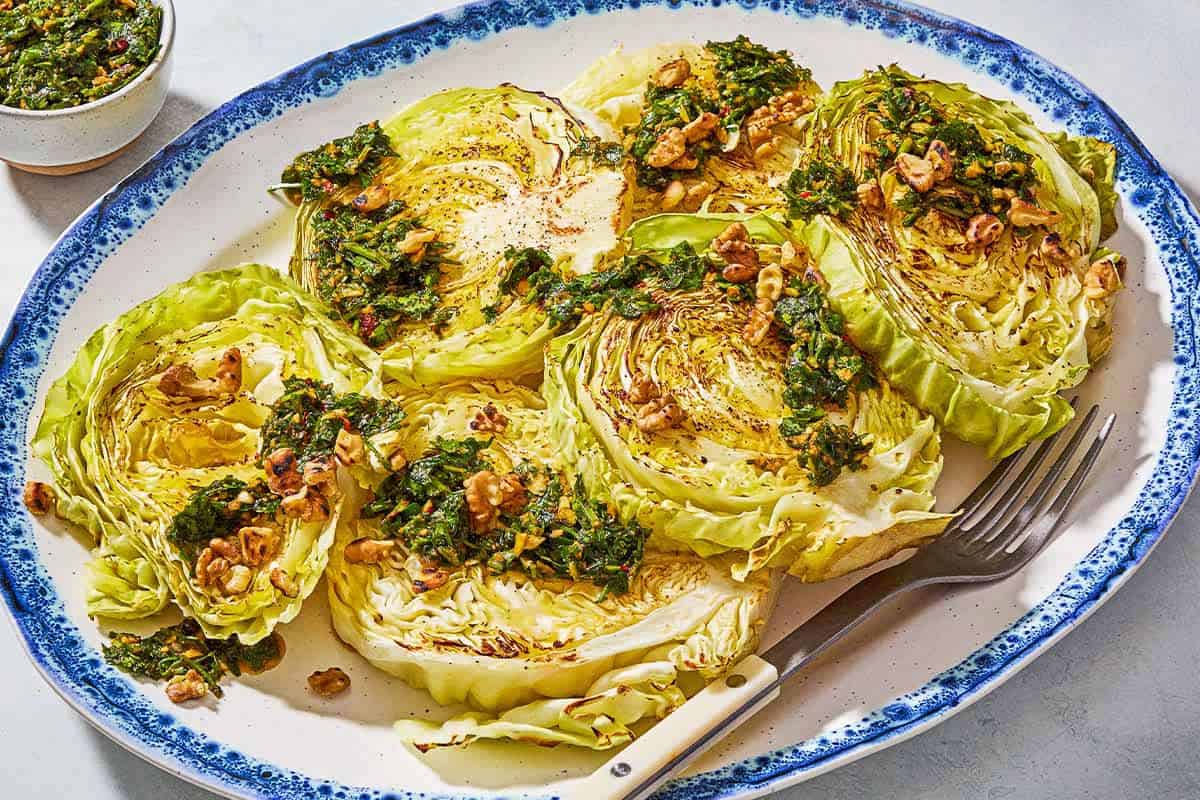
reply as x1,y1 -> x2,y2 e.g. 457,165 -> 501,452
0,0 -> 176,119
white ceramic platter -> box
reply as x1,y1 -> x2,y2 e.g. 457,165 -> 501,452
4,2 -> 1197,799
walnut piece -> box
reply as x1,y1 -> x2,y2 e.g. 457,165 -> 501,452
627,374 -> 661,405
925,139 -> 954,182
646,127 -> 687,169
745,90 -> 814,146
165,670 -> 208,704
684,180 -> 714,208
23,481 -> 55,516
158,347 -> 242,400
743,297 -> 776,346
636,393 -> 685,433
1084,256 -> 1125,300
334,429 -> 365,467
856,180 -> 885,212
280,486 -> 330,522
264,448 -> 304,496
308,667 -> 351,697
1009,198 -> 1062,228
194,548 -> 230,589
681,111 -> 720,144
220,564 -> 253,595
343,537 -> 395,565
270,567 -> 299,598
660,179 -> 686,210
301,458 -> 336,489
714,222 -> 759,281
895,153 -> 936,193
470,403 -> 508,433
397,228 -> 437,257
654,58 -> 691,89
238,526 -> 279,567
966,213 -> 1004,247
208,536 -> 241,562
1039,232 -> 1078,267
463,470 -> 527,533
412,560 -> 451,594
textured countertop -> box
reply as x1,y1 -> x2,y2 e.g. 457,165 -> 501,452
2,1 -> 1198,798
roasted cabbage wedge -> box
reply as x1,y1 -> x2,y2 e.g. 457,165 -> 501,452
790,66 -> 1124,457
325,381 -> 775,749
287,85 -> 632,386
545,214 -> 952,581
561,39 -> 820,220
32,265 -> 381,643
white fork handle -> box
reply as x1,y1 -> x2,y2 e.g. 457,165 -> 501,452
573,655 -> 780,800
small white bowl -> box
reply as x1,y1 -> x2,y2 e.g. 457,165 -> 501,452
0,0 -> 176,175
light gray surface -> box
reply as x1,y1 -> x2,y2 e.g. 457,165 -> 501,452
1,1 -> 1197,798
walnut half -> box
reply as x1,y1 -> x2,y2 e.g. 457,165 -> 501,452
23,481 -> 55,516
308,667 -> 351,697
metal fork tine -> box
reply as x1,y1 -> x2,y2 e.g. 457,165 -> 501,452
977,405 -> 1102,559
960,404 -> 1092,543
948,396 -> 1080,533
1005,413 -> 1117,563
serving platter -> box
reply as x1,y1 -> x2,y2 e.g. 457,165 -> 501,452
2,1 -> 1197,799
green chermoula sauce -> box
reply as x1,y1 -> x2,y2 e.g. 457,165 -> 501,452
0,0 -> 162,111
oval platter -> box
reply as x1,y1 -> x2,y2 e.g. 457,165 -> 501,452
2,1 -> 1197,799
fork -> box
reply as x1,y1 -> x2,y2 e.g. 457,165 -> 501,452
579,403 -> 1116,800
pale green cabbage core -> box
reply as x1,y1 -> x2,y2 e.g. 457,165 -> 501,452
544,214 -> 951,581
32,265 -> 380,643
291,85 -> 632,386
324,381 -> 775,749
796,67 -> 1123,457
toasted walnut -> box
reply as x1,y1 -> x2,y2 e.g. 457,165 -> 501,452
264,448 -> 303,496
753,135 -> 781,163
627,374 -> 660,405
158,348 -> 242,400
636,393 -> 685,433
397,228 -> 437,256
668,151 -> 699,170
23,481 -> 55,516
966,213 -> 1004,247
301,458 -> 336,489
925,139 -> 954,182
654,58 -> 691,88
194,549 -> 230,589
220,564 -> 253,595
165,670 -> 208,704
743,297 -> 776,346
1084,256 -> 1125,300
682,111 -> 720,144
208,536 -> 241,562
269,567 -> 299,598
1009,198 -> 1062,227
779,239 -> 804,269
646,127 -> 687,169
895,153 -> 936,193
308,667 -> 351,697
343,537 -> 395,565
746,90 -> 813,146
470,403 -> 508,433
1039,232 -> 1078,267
387,448 -> 408,473
352,184 -> 389,213
856,180 -> 885,212
280,486 -> 329,522
660,179 -> 686,210
714,222 -> 759,280
755,263 -> 784,303
334,429 -> 365,467
238,526 -> 279,567
463,470 -> 525,533
412,560 -> 451,593
684,180 -> 714,208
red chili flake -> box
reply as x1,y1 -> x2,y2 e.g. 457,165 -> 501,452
112,38 -> 129,53
358,312 -> 379,338
799,191 -> 813,199
322,209 -> 337,220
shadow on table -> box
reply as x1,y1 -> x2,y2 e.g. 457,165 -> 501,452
4,91 -> 209,238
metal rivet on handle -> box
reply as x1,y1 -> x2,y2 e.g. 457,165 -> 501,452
726,673 -> 748,688
611,762 -> 632,778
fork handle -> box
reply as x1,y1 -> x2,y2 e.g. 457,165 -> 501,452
584,561 -> 935,800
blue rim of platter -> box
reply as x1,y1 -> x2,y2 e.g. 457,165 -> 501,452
2,1 -> 1198,799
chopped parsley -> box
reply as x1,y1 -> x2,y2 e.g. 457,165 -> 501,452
706,35 -> 811,128
628,83 -> 718,189
258,377 -> 406,464
103,619 -> 284,700
868,68 -> 1037,225
308,199 -> 450,347
0,0 -> 162,110
782,158 -> 859,219
167,477 -> 279,559
280,121 -> 396,201
362,439 -> 647,598
773,277 -> 875,485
